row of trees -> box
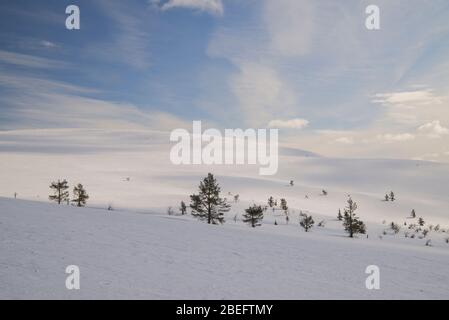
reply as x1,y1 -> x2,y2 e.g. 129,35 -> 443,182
186,173 -> 366,237
49,179 -> 89,207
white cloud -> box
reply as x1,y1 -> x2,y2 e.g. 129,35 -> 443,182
0,50 -> 66,69
372,89 -> 444,124
418,120 -> 449,138
376,133 -> 415,143
268,118 -> 309,129
373,90 -> 442,107
159,0 -> 223,16
40,40 -> 57,48
335,137 -> 354,145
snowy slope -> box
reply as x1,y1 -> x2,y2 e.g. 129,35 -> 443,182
1,128 -> 448,222
1,197 -> 448,300
1,128 -> 449,299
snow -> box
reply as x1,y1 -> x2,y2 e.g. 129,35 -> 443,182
1,197 -> 448,299
1,128 -> 449,299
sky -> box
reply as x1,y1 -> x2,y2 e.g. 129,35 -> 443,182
0,0 -> 449,161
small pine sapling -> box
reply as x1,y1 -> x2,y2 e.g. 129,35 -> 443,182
299,212 -> 314,232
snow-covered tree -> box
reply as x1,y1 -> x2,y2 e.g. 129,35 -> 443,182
342,197 -> 366,238
268,196 -> 275,208
337,209 -> 343,221
411,209 -> 416,218
243,204 -> 264,228
299,212 -> 314,232
418,217 -> 425,226
49,179 -> 69,204
72,183 -> 89,207
280,198 -> 288,211
389,191 -> 395,201
384,194 -> 389,201
180,201 -> 187,215
190,173 -> 230,224
390,222 -> 400,234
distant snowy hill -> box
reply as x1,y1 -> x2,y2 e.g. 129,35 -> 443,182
1,128 -> 449,299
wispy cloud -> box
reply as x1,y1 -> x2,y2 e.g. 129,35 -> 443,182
94,0 -> 152,69
335,137 -> 354,145
230,63 -> 299,127
0,50 -> 67,69
372,88 -> 448,126
268,118 -> 309,129
372,90 -> 442,108
263,0 -> 314,57
155,0 -> 224,16
0,68 -> 187,131
40,40 -> 58,49
376,133 -> 415,143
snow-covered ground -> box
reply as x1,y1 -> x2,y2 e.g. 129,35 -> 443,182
1,197 -> 448,299
1,128 -> 449,299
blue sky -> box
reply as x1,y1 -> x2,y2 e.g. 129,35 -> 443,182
1,0 -> 449,160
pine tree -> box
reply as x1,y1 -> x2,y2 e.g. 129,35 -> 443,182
280,198 -> 288,211
411,209 -> 416,218
418,217 -> 425,226
268,196 -> 274,208
342,197 -> 366,238
180,201 -> 187,215
243,204 -> 264,228
190,173 -> 230,224
49,179 -> 69,204
384,194 -> 389,201
72,183 -> 89,207
299,212 -> 314,232
389,191 -> 395,201
290,180 -> 294,186
337,209 -> 343,221
390,222 -> 400,234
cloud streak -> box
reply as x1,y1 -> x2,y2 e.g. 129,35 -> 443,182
157,0 -> 224,16
268,118 -> 309,129
0,50 -> 67,69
